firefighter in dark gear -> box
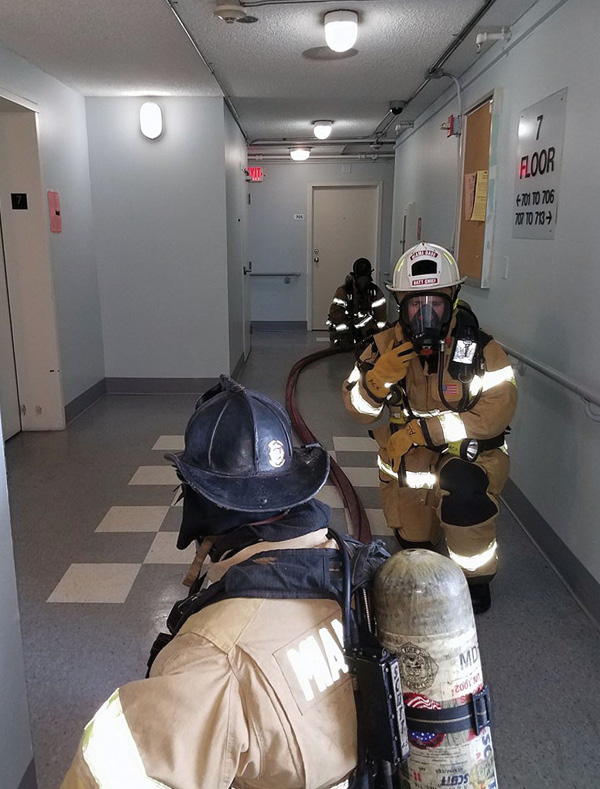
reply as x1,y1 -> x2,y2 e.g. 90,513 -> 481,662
62,377 -> 359,789
327,258 -> 388,351
342,242 -> 517,614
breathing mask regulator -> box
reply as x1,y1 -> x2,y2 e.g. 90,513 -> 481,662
387,242 -> 482,415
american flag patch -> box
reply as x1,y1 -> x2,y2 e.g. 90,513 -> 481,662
443,384 -> 459,396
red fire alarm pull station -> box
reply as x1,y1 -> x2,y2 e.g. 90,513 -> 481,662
48,190 -> 62,233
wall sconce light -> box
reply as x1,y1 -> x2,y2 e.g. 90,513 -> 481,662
290,148 -> 311,161
313,120 -> 333,140
140,102 -> 163,140
324,10 -> 358,53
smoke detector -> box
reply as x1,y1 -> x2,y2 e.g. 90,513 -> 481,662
214,2 -> 247,23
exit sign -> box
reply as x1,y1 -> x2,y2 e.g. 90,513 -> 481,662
247,166 -> 264,182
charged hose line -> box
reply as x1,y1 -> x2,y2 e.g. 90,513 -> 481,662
285,348 -> 372,543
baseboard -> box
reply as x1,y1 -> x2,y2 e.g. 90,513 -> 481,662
251,321 -> 307,331
18,760 -> 37,789
502,478 -> 600,627
105,378 -> 219,394
64,379 -> 107,424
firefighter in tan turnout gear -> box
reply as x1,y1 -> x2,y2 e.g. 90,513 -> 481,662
343,242 -> 517,614
62,378 -> 359,789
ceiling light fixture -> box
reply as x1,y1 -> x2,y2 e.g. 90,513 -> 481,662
324,10 -> 358,53
290,148 -> 311,161
140,102 -> 163,140
313,120 -> 333,140
213,1 -> 247,23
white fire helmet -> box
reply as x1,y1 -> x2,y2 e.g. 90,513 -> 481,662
386,242 -> 465,293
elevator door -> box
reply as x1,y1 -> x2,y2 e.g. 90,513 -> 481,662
0,225 -> 21,440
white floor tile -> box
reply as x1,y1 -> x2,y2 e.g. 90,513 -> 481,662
47,564 -> 141,603
129,465 -> 179,486
144,532 -> 197,564
152,435 -> 184,451
315,336 -> 330,342
342,466 -> 379,487
315,485 -> 344,509
333,436 -> 378,452
95,506 -> 170,533
328,450 -> 337,462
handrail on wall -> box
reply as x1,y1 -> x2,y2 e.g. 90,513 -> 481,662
249,272 -> 301,284
500,342 -> 600,422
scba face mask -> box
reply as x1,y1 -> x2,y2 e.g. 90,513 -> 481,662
399,291 -> 453,353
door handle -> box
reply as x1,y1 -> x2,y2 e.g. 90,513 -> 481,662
243,261 -> 252,275
313,257 -> 319,263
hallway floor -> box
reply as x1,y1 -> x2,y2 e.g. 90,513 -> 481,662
6,330 -> 600,789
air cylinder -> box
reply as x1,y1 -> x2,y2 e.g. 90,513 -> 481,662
373,549 -> 497,789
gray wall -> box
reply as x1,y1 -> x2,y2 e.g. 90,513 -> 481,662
392,0 -> 600,583
86,97 -> 231,379
0,431 -> 34,789
248,159 -> 395,323
0,46 -> 104,406
224,107 -> 248,372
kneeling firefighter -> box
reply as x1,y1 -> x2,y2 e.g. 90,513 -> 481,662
61,376 -> 399,789
342,242 -> 517,614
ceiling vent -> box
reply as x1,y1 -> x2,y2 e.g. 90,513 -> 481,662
214,2 -> 247,23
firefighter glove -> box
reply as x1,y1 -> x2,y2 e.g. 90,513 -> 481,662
388,420 -> 426,471
364,341 -> 417,400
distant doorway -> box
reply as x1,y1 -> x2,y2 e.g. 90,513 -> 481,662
310,184 -> 380,330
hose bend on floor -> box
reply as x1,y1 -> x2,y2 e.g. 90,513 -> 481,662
285,347 -> 372,543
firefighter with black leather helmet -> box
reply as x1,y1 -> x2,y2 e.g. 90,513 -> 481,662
62,377 -> 362,789
342,242 -> 517,613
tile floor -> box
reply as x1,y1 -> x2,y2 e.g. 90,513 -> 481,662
5,330 -> 600,788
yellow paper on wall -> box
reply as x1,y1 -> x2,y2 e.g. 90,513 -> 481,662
469,170 -> 488,221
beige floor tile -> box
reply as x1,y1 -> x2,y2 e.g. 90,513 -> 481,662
144,532 -> 197,564
170,490 -> 184,507
315,485 -> 344,509
47,564 -> 141,603
95,505 -> 169,532
129,465 -> 179,485
152,435 -> 184,451
342,466 -> 379,487
333,436 -> 378,452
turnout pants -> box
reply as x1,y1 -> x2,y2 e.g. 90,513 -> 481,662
378,443 -> 510,582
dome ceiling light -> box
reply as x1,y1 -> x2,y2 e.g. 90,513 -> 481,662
324,10 -> 358,53
313,120 -> 333,140
290,148 -> 311,161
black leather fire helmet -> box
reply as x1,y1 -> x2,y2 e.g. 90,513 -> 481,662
166,376 -> 329,512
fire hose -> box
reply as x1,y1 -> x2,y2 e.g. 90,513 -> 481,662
285,347 -> 372,543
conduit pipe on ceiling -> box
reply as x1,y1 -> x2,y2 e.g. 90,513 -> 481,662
248,154 -> 395,160
163,0 -> 249,142
371,0 -> 499,139
249,138 -> 393,146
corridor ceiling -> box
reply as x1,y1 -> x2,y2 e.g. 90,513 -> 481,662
0,0 -> 539,156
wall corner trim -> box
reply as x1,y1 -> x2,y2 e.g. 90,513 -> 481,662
64,379 -> 107,424
231,353 -> 245,381
502,478 -> 600,628
18,760 -> 38,789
